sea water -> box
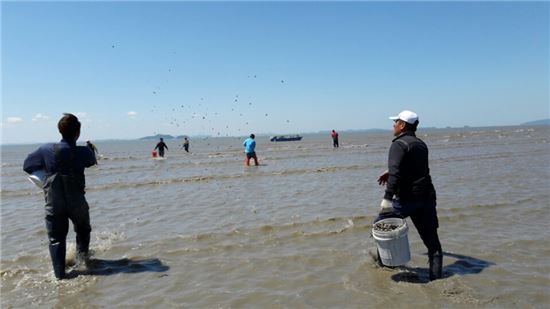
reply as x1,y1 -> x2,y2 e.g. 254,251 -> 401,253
1,127 -> 549,307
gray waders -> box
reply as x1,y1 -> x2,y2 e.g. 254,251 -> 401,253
44,145 -> 91,279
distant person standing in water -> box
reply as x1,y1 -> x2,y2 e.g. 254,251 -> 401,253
154,138 -> 168,157
375,110 -> 442,281
182,137 -> 190,153
331,130 -> 339,148
23,113 -> 96,279
243,134 -> 259,166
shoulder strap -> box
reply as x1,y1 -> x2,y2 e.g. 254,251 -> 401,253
54,143 -> 61,170
395,139 -> 410,151
53,143 -> 76,175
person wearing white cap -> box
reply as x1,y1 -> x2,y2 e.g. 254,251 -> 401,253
376,110 -> 443,281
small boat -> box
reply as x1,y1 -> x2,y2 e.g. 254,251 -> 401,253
270,135 -> 303,142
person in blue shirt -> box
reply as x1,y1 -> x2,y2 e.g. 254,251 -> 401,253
23,113 -> 96,279
243,134 -> 259,166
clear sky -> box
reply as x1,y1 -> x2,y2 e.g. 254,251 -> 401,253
2,1 -> 549,144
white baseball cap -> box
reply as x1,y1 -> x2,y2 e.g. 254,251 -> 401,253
389,110 -> 418,124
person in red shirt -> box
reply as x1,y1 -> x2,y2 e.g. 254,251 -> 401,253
331,130 -> 339,148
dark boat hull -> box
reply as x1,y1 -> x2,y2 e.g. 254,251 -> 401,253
270,136 -> 303,142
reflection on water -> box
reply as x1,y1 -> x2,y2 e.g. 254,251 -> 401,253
68,258 -> 169,278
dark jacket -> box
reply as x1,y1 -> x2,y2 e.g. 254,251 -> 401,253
23,139 -> 96,192
155,142 -> 168,151
384,132 -> 436,201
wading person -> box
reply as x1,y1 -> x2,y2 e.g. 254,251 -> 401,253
331,129 -> 339,148
376,110 -> 443,280
154,138 -> 168,157
183,137 -> 190,153
243,134 -> 259,166
23,113 -> 96,279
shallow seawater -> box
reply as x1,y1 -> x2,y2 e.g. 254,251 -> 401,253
2,126 -> 549,308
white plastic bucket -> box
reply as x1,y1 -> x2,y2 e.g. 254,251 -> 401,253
27,170 -> 46,189
372,218 -> 411,266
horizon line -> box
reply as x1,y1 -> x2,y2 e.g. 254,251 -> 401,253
2,123 -> 548,146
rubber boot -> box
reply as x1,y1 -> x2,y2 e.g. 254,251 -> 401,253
76,233 -> 90,266
49,242 -> 66,279
76,233 -> 90,257
429,251 -> 443,281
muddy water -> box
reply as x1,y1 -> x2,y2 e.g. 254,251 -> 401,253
1,126 -> 549,308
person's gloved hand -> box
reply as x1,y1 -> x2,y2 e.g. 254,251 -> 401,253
379,199 -> 394,214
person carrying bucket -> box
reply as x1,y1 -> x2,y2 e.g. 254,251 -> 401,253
154,138 -> 169,157
376,110 -> 443,281
23,113 -> 96,279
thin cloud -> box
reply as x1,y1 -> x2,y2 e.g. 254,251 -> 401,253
32,113 -> 50,122
7,117 -> 23,124
127,111 -> 137,119
70,112 -> 92,124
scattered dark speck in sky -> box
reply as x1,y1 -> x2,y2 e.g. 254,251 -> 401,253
153,91 -> 157,94
286,120 -> 290,123
112,45 -> 115,48
265,113 -> 268,117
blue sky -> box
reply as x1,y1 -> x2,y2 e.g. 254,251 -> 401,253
2,1 -> 548,144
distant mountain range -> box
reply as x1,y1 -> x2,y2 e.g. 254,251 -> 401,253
137,121 -> 548,141
138,134 -> 187,140
521,119 -> 550,126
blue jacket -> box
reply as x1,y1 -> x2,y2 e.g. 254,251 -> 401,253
23,139 -> 96,178
243,138 -> 256,154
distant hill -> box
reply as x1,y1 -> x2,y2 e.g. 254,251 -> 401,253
521,119 -> 550,126
139,134 -> 175,140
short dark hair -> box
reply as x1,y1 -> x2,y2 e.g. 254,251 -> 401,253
403,120 -> 419,133
250,134 -> 255,139
58,113 -> 81,140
